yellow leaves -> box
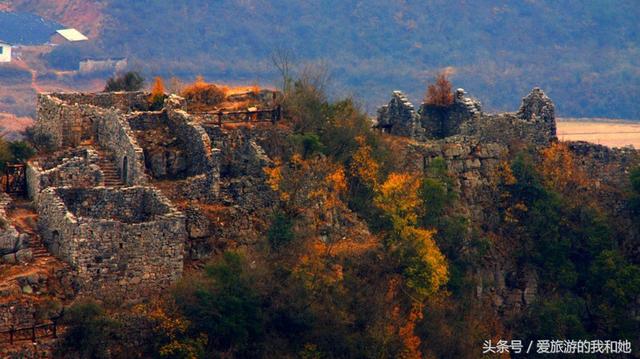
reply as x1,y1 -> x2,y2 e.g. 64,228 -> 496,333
264,160 -> 287,200
374,172 -> 448,300
150,76 -> 165,97
375,172 -> 421,228
496,160 -> 516,186
350,136 -> 380,189
327,167 -> 347,195
149,76 -> 166,107
402,226 -> 449,296
540,142 -> 590,195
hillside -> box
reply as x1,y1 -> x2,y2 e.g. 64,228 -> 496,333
34,0 -> 640,119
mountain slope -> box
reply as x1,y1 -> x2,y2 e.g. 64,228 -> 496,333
24,0 -> 640,118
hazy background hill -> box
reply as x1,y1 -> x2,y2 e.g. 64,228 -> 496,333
8,0 -> 640,118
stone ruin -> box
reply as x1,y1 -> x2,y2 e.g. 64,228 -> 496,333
20,88 -> 283,302
376,87 -> 557,146
377,86 -> 640,315
37,186 -> 185,300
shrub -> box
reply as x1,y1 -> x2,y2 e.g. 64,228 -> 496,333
55,300 -> 121,358
104,71 -> 145,92
173,252 -> 264,356
181,76 -> 225,110
292,133 -> 324,159
149,76 -> 166,110
267,212 -> 295,249
24,126 -> 56,153
9,141 -> 36,162
424,71 -> 453,106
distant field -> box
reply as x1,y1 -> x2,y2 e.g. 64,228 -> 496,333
557,119 -> 640,148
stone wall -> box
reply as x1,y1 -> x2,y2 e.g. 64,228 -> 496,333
50,91 -> 150,112
0,194 -> 31,264
36,94 -> 110,149
404,136 -> 508,222
94,109 -> 148,186
418,88 -> 482,139
377,88 -> 557,147
36,186 -> 185,301
36,93 -> 149,186
26,148 -> 104,200
128,111 -> 191,179
165,96 -> 220,199
375,91 -> 420,137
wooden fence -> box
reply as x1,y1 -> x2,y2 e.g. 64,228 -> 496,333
0,320 -> 60,345
195,106 -> 282,125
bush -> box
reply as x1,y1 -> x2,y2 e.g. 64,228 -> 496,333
267,212 -> 295,249
181,76 -> 225,110
55,300 -> 121,358
104,71 -> 145,92
292,133 -> 324,159
24,126 -> 56,153
173,252 -> 264,356
149,76 -> 166,110
9,141 -> 36,162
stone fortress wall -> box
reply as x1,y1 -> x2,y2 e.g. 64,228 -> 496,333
26,89 -> 279,301
27,91 -> 229,301
376,87 -> 557,147
37,186 -> 185,301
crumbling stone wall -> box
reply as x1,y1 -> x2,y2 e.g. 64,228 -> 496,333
128,111 -> 190,179
418,89 -> 482,139
26,148 -> 103,200
460,88 -> 557,147
36,93 -> 148,186
375,91 -> 421,137
50,92 -> 150,112
377,88 -> 557,147
37,186 -> 185,301
36,94 -> 111,149
94,109 -> 148,186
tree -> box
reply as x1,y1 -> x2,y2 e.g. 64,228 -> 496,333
173,252 -> 263,356
424,71 -> 453,106
375,173 -> 448,300
149,76 -> 166,109
9,141 -> 36,162
55,300 -> 121,359
104,71 -> 145,92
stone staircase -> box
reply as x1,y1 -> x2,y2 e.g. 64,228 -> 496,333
4,199 -> 53,263
94,149 -> 124,187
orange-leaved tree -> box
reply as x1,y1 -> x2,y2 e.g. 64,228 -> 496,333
424,71 -> 453,106
149,76 -> 166,109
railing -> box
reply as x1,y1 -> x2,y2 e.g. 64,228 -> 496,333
0,320 -> 60,345
1,163 -> 26,194
194,106 -> 282,125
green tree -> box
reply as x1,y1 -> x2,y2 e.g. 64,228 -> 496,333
104,71 -> 145,92
173,252 -> 263,356
55,301 -> 121,359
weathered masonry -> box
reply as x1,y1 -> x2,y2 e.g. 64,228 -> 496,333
37,186 -> 185,300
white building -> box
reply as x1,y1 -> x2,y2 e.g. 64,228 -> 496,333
0,41 -> 11,62
53,28 -> 88,43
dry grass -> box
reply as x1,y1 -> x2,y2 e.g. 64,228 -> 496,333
557,120 -> 640,148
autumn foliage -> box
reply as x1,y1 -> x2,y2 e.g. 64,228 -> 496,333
181,76 -> 225,110
149,76 -> 166,109
424,71 -> 454,106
